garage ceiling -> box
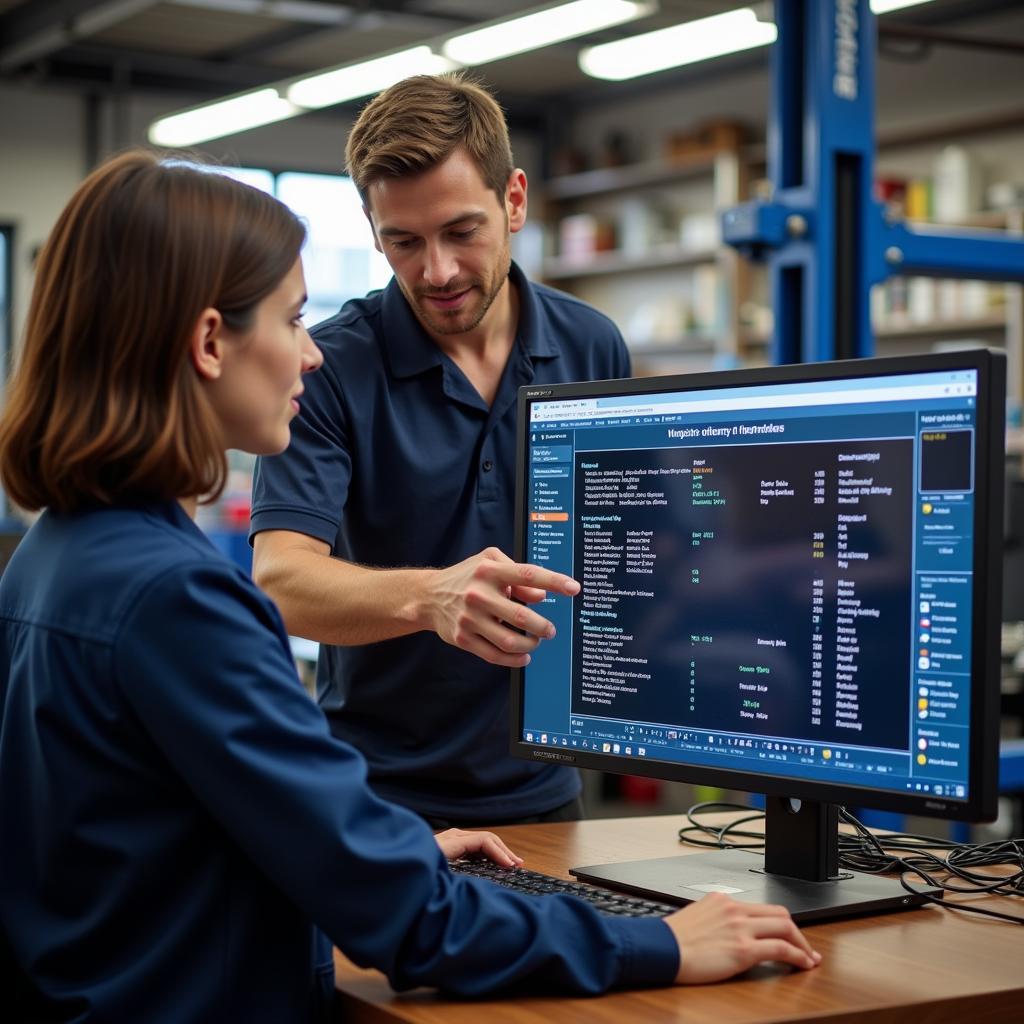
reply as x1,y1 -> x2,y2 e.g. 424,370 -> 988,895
0,0 -> 1018,112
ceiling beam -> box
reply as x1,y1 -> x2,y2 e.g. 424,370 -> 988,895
0,0 -> 160,71
48,42 -> 283,92
208,22 -> 330,63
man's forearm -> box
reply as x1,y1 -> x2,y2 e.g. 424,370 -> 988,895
256,546 -> 436,645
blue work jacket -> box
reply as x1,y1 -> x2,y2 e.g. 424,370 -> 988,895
0,502 -> 677,1021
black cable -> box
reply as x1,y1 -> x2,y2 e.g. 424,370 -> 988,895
678,802 -> 1024,925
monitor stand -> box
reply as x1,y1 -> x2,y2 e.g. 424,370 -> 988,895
570,797 -> 943,923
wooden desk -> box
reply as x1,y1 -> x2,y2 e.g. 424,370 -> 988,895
333,814 -> 1024,1023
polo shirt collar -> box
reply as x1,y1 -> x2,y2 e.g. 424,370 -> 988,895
510,261 -> 559,361
379,261 -> 559,379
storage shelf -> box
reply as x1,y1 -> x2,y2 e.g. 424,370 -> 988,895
905,212 -> 1019,233
542,245 -> 717,281
874,315 -> 1007,340
543,155 -> 719,202
739,317 -> 1007,349
626,337 -> 718,357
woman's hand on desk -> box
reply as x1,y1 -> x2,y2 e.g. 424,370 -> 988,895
665,892 -> 822,983
434,827 -> 524,869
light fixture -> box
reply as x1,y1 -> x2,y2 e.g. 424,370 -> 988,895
150,0 -> 932,147
442,0 -> 655,67
287,46 -> 457,111
870,0 -> 936,13
149,0 -> 656,145
148,88 -> 302,147
579,6 -> 776,81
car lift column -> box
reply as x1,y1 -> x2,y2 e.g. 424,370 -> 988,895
723,0 -> 1024,366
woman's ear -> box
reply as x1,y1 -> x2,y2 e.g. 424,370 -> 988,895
189,307 -> 226,380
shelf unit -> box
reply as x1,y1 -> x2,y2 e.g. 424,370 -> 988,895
542,244 -> 718,282
871,209 -> 1023,402
538,145 -> 753,375
538,120 -> 1023,392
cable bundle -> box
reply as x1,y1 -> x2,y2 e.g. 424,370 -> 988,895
678,802 -> 1024,924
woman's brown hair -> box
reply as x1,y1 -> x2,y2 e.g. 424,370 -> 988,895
0,150 -> 305,514
345,71 -> 514,207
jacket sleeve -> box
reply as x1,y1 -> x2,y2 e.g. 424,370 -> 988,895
114,561 -> 679,996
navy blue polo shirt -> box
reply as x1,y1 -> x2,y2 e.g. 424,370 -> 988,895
251,262 -> 631,821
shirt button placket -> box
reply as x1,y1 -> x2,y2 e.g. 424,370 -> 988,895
478,447 -> 497,502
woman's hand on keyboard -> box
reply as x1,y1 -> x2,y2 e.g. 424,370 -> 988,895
434,828 -> 525,869
664,892 -> 822,983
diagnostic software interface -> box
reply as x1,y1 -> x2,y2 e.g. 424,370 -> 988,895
521,366 -> 980,804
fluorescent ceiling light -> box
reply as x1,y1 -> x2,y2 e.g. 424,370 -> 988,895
443,0 -> 654,67
148,88 -> 301,147
287,46 -> 457,110
580,7 -> 777,81
870,0 -> 936,13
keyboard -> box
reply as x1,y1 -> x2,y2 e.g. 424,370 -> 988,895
450,859 -> 678,917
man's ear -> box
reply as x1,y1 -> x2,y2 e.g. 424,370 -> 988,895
506,169 -> 528,234
189,307 -> 226,381
363,204 -> 384,255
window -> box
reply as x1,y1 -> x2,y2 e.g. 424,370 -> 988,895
196,167 -> 393,572
277,172 -> 392,327
218,166 -> 392,329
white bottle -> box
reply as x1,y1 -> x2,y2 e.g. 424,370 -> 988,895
933,145 -> 984,223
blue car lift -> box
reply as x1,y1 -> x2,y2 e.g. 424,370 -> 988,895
721,0 -> 1024,830
723,0 -> 1024,365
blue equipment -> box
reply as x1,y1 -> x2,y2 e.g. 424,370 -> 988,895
722,0 -> 1024,364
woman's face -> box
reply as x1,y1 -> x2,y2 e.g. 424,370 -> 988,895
208,258 -> 323,455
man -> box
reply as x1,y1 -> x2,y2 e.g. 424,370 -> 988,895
251,72 -> 631,828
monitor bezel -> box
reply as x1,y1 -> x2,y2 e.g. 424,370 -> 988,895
511,350 -> 1005,824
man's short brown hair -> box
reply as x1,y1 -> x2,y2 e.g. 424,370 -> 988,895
0,150 -> 305,514
345,72 -> 514,206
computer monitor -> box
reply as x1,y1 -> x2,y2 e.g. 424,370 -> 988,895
512,350 -> 1005,922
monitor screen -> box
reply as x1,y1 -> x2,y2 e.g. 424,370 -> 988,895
512,351 -> 1004,920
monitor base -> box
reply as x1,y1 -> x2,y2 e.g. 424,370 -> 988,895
570,848 -> 942,923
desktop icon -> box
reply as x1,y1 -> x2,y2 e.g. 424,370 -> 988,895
612,743 -> 620,754
540,734 -> 548,743
526,732 -> 533,742
602,742 -> 611,753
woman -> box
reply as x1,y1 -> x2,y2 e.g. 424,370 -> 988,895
0,151 -> 818,1021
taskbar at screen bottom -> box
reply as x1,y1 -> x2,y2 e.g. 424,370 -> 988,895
520,728 -> 968,801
